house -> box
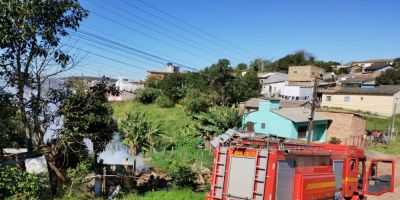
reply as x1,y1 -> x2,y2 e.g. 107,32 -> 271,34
276,66 -> 325,100
288,65 -> 325,82
352,59 -> 394,68
321,85 -> 400,116
147,63 -> 180,79
115,76 -> 144,92
239,97 -> 307,113
258,72 -> 288,97
364,64 -> 393,73
321,112 -> 365,144
242,98 -> 331,142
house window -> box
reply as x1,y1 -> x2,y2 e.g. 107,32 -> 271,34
298,126 -> 308,138
293,70 -> 297,73
261,123 -> 266,129
326,96 -> 332,101
360,97 -> 364,101
344,96 -> 350,102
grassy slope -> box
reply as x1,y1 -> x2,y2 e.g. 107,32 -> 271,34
364,115 -> 400,155
112,100 -> 213,170
112,100 -> 191,135
123,190 -> 205,200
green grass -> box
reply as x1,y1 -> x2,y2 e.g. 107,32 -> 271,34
123,189 -> 205,200
112,100 -> 192,136
112,100 -> 213,170
368,134 -> 400,155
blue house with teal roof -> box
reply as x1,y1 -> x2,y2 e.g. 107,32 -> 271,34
242,98 -> 331,142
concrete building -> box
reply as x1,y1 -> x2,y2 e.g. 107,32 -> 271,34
258,72 -> 288,97
115,76 -> 144,92
147,63 -> 180,79
242,98 -> 331,142
288,65 -> 325,82
321,112 -> 365,144
321,85 -> 400,116
352,59 -> 394,69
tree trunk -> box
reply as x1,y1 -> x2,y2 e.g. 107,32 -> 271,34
18,85 -> 33,152
47,159 -> 66,182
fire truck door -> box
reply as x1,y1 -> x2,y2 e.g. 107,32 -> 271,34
276,160 -> 295,200
364,159 -> 395,196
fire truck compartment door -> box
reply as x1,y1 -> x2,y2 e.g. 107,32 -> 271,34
365,159 -> 395,195
276,160 -> 295,200
226,156 -> 257,199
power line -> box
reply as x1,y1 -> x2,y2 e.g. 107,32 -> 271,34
71,32 -> 166,67
73,30 -> 197,71
89,10 -> 213,64
122,0 -> 254,60
101,0 -> 241,62
136,0 -> 259,58
81,24 -> 196,67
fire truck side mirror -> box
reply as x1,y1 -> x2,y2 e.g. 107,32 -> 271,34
365,159 -> 395,196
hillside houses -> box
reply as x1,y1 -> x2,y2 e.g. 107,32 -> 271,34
241,98 -> 331,142
321,85 -> 400,116
259,65 -> 330,100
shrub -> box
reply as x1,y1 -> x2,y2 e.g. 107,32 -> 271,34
135,87 -> 161,104
329,137 -> 342,144
167,161 -> 197,189
155,95 -> 175,108
180,89 -> 209,114
0,166 -> 47,199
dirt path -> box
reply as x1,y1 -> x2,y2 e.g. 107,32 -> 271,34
364,150 -> 400,200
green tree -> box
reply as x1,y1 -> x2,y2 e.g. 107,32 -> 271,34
180,89 -> 210,114
192,106 -> 241,148
159,73 -> 188,103
120,112 -> 163,155
235,71 -> 261,102
58,80 -> 118,163
135,87 -> 161,104
0,92 -> 22,158
0,0 -> 88,183
393,57 -> 400,69
376,69 -> 400,85
249,58 -> 272,72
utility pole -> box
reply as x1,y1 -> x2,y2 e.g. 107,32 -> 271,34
307,76 -> 319,143
390,98 -> 399,142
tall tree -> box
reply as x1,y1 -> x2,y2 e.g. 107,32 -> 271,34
57,80 -> 118,164
0,0 -> 88,181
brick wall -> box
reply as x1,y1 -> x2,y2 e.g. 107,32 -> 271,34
321,112 -> 365,144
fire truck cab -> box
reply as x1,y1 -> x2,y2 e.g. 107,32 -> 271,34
206,137 -> 395,200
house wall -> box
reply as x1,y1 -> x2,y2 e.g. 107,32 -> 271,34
261,81 -> 286,97
294,122 -> 328,142
321,112 -> 365,144
288,66 -> 324,82
321,92 -> 400,116
281,85 -> 313,100
242,99 -> 328,141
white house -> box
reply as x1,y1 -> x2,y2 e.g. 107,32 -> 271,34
280,84 -> 314,101
115,76 -> 143,92
259,72 -> 288,97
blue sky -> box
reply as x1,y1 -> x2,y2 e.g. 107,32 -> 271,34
68,0 -> 400,80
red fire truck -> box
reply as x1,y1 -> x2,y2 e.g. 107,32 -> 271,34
206,136 -> 395,200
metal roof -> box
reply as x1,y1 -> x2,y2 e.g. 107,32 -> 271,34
323,85 -> 400,95
262,72 -> 288,84
352,59 -> 394,63
271,107 -> 331,123
364,64 -> 393,72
